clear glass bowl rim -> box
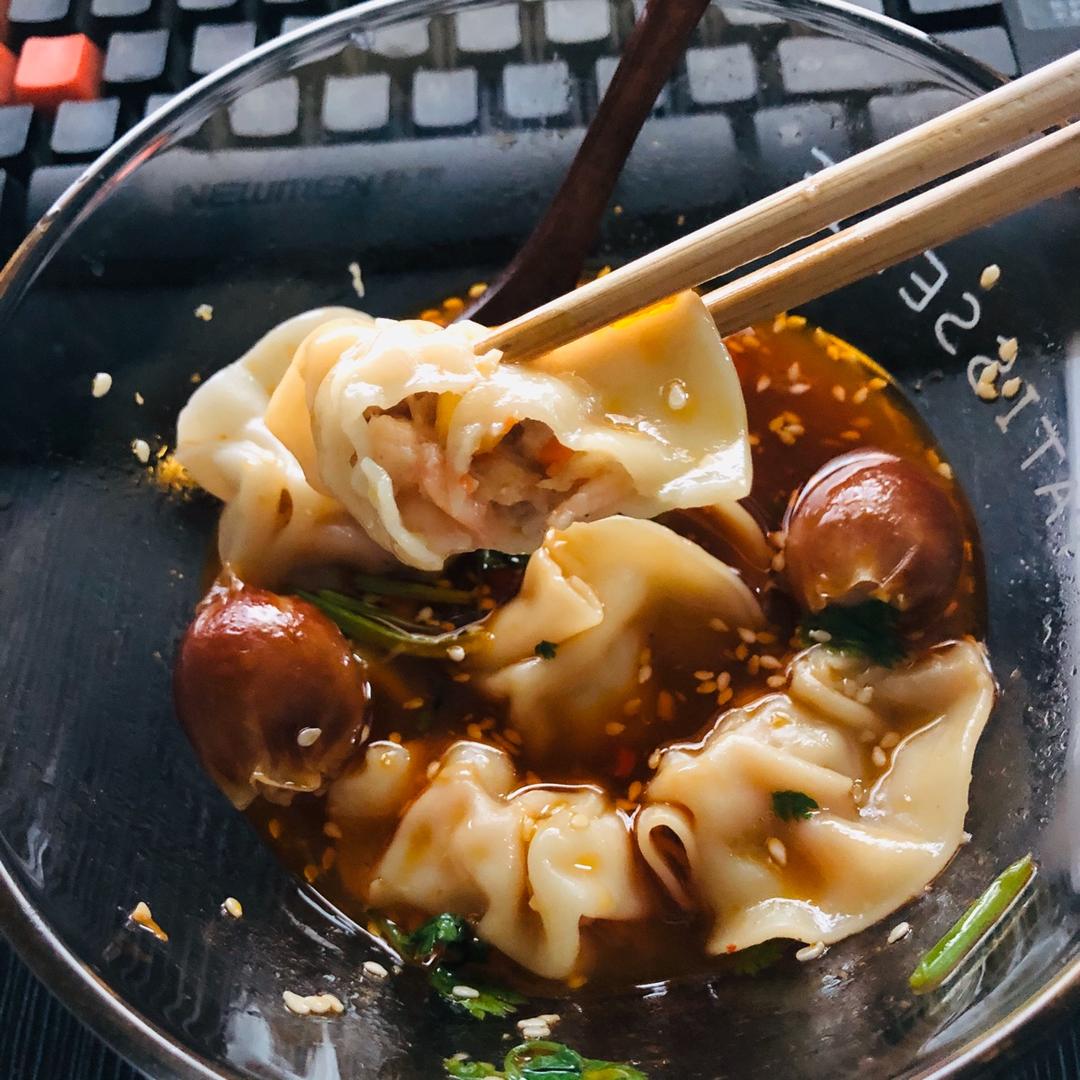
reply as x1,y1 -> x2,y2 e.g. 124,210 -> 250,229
1,2 -> 1069,1078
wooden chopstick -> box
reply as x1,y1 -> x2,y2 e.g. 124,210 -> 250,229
703,121 -> 1080,336
475,49 -> 1080,362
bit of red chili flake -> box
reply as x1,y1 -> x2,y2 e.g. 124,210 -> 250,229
726,944 -> 738,954
612,747 -> 637,779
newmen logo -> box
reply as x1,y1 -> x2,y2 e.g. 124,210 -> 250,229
173,166 -> 442,210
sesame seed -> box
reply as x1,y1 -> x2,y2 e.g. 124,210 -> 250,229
709,618 -> 729,632
696,680 -> 718,695
796,942 -> 827,962
452,985 -> 480,999
789,383 -> 811,396
806,628 -> 831,643
851,386 -> 869,405
323,822 -> 343,839
756,374 -> 771,393
1002,377 -> 1021,399
283,991 -> 311,1015
831,385 -> 846,402
737,627 -> 757,644
297,727 -> 322,747
766,674 -> 787,688
787,315 -> 807,330
627,781 -> 643,802
648,750 -> 662,770
666,380 -> 689,411
347,261 -> 366,298
975,382 -> 999,401
978,361 -> 1000,385
872,746 -> 887,768
638,665 -> 653,684
760,655 -> 782,670
468,282 -> 488,299
570,814 -> 589,830
771,552 -> 786,572
868,377 -> 888,391
129,901 -> 168,942
766,837 -> 787,866
605,721 -> 626,736
134,391 -> 144,405
880,731 -> 900,749
303,864 -> 319,883
447,644 -> 466,662
131,439 -> 151,464
887,921 -> 912,944
223,897 -> 243,918
364,960 -> 390,979
194,303 -> 213,321
734,643 -> 749,661
91,372 -> 113,398
979,264 -> 1000,290
998,337 -> 1018,363
715,671 -> 731,691
452,672 -> 471,683
623,698 -> 642,716
268,818 -> 282,839
855,686 -> 874,704
937,462 -> 954,480
403,697 -> 425,710
787,362 -> 801,381
694,670 -> 715,681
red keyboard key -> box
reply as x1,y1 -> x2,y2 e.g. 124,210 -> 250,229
0,46 -> 14,104
13,34 -> 102,110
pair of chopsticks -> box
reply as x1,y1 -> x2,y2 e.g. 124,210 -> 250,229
476,50 -> 1080,361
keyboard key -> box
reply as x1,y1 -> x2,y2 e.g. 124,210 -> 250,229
177,0 -> 237,15
14,35 -> 103,110
91,0 -> 152,19
542,0 -> 611,44
867,88 -> 967,140
595,55 -> 669,110
455,4 -> 520,53
190,21 -> 256,76
0,45 -> 14,104
843,0 -> 884,10
412,68 -> 478,128
779,39 -> 922,93
7,0 -> 71,40
321,72 -> 390,133
26,161 -> 80,223
103,29 -> 169,84
367,19 -> 429,58
1003,0 -> 1080,70
502,60 -> 570,120
936,26 -> 1018,73
144,91 -> 171,116
50,95 -> 118,154
280,14 -> 316,33
228,76 -> 299,137
754,102 -> 851,182
0,104 -> 32,158
685,45 -> 757,105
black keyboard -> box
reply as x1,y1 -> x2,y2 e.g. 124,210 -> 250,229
0,0 -> 1077,266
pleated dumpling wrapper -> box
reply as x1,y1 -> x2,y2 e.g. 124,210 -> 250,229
637,641 -> 995,954
267,291 -> 750,569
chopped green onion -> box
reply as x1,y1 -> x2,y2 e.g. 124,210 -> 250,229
800,599 -> 904,666
444,1042 -> 649,1079
355,573 -> 476,605
909,853 -> 1036,994
772,790 -> 819,822
314,589 -> 432,630
299,590 -> 485,658
429,965 -> 524,1020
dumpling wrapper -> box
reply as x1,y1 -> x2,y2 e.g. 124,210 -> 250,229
368,741 -> 651,980
175,308 -> 392,585
273,291 -> 750,569
471,516 -> 765,765
637,640 -> 994,953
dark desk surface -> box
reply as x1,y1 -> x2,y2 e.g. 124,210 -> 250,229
3,933 -> 1080,1079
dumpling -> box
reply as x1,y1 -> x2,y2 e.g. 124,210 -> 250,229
471,516 -> 764,765
278,290 -> 750,570
368,741 -> 651,980
175,309 -> 392,585
636,641 -> 994,953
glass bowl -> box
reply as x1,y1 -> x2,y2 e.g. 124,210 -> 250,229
1,1 -> 1078,1077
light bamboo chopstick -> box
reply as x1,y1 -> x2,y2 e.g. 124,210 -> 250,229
475,49 -> 1080,362
703,121 -> 1080,337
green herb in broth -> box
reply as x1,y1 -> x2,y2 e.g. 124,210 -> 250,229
771,791 -> 819,822
444,1040 -> 649,1079
429,964 -> 525,1019
909,854 -> 1036,994
354,573 -> 477,606
799,599 -> 904,666
298,590 -> 487,658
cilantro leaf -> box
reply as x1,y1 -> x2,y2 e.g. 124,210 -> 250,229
429,965 -> 525,1020
444,1058 -> 501,1078
534,640 -> 558,660
772,790 -> 819,822
406,913 -> 473,963
443,1042 -> 649,1079
800,599 -> 904,666
723,938 -> 787,976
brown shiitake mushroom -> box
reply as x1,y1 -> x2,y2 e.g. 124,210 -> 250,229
174,580 -> 370,808
783,449 -> 963,620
